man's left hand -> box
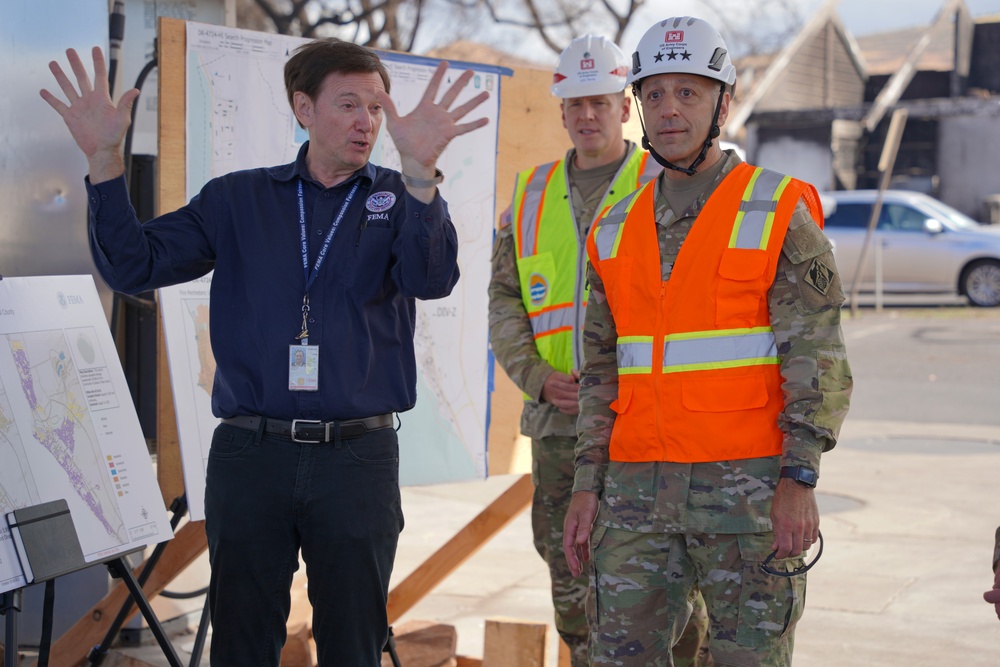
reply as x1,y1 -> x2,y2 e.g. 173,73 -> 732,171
377,62 -> 489,189
985,567 -> 1000,621
769,477 -> 819,558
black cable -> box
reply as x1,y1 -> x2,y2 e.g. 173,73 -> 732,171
108,0 -> 126,96
158,586 -> 209,600
123,50 -> 158,189
109,48 -> 158,344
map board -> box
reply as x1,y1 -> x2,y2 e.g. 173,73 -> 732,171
0,275 -> 172,593
158,22 -> 504,520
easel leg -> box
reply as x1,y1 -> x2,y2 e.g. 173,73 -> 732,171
88,496 -> 188,666
106,558 -> 184,667
2,590 -> 24,667
383,625 -> 401,667
188,595 -> 210,667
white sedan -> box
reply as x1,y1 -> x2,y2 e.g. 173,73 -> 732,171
820,190 -> 1000,307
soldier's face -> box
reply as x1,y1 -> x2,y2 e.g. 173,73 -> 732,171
637,73 -> 729,174
561,93 -> 630,163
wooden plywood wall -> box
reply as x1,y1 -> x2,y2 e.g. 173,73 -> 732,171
487,65 -> 571,475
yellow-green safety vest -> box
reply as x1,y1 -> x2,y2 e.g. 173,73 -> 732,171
511,146 -> 660,380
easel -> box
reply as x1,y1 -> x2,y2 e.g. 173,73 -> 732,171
84,497 -> 201,667
2,503 -> 183,667
40,18 -> 566,666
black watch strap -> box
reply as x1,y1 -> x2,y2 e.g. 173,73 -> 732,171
779,465 -> 818,488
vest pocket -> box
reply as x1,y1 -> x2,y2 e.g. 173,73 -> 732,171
716,248 -> 770,327
610,384 -> 632,414
681,373 -> 768,412
599,257 -> 632,329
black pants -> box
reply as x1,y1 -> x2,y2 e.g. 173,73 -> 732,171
204,421 -> 403,666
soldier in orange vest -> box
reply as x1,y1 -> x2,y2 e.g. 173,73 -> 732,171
561,16 -> 853,666
489,35 -> 712,666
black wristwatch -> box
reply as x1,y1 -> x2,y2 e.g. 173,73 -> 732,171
779,465 -> 818,488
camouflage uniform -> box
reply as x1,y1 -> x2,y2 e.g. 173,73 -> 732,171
490,143 -> 713,667
575,151 -> 853,666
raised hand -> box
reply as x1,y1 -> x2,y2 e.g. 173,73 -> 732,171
375,61 -> 489,186
39,47 -> 140,183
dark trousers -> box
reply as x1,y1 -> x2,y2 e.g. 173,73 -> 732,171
204,421 -> 403,666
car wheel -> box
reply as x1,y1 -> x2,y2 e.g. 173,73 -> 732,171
962,260 -> 1000,307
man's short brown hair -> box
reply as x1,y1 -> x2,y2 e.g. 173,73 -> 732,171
284,38 -> 391,111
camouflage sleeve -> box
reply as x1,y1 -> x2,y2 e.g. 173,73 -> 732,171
573,263 -> 618,496
770,201 -> 853,476
487,217 -> 556,400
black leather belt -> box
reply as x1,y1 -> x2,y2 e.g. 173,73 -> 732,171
221,414 -> 393,443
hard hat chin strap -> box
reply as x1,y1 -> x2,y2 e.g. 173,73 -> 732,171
634,81 -> 726,176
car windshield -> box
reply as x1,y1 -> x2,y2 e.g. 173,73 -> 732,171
918,196 -> 981,230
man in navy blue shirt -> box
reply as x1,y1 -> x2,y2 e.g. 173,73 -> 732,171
42,39 -> 488,666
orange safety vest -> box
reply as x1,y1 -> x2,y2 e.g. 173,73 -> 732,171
587,163 -> 824,463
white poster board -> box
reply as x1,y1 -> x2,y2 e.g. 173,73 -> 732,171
0,276 -> 172,593
158,22 -> 503,521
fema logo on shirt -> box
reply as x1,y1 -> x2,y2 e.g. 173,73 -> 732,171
366,191 -> 396,212
528,273 -> 549,306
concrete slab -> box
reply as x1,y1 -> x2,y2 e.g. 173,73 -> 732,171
51,421 -> 1000,667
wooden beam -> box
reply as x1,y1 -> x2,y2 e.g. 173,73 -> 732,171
482,619 -> 547,667
38,521 -> 208,667
386,475 -> 533,624
154,17 -> 188,504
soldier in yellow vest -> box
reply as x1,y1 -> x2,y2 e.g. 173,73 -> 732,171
562,17 -> 853,666
489,34 -> 716,666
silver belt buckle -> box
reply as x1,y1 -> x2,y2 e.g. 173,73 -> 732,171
290,418 -> 323,443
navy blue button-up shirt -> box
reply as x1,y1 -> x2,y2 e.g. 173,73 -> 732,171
87,142 -> 460,421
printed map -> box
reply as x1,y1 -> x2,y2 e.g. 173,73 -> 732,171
0,276 -> 171,593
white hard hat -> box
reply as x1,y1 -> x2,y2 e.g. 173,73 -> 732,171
551,35 -> 629,99
627,16 -> 736,89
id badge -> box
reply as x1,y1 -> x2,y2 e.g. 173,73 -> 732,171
288,344 -> 319,391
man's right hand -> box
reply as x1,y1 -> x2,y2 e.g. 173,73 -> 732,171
40,47 -> 138,183
540,370 -> 580,415
563,491 -> 598,577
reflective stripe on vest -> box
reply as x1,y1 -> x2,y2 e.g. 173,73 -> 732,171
592,185 -> 647,262
616,336 -> 654,375
617,328 -> 778,374
530,303 -> 575,339
515,162 -> 560,259
730,168 -> 793,250
662,327 -> 778,372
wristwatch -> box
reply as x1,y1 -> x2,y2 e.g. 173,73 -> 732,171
779,465 -> 818,488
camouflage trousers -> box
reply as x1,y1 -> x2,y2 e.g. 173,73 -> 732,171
531,438 -> 713,667
531,436 -> 591,666
587,527 -> 806,667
